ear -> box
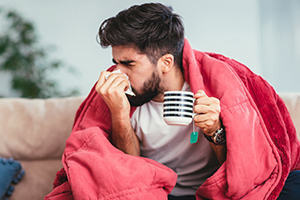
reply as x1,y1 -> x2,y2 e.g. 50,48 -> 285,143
160,54 -> 174,73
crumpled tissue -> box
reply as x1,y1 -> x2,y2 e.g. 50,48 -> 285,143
105,69 -> 135,96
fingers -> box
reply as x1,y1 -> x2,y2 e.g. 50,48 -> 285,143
96,71 -> 129,96
193,90 -> 221,135
95,71 -> 131,116
104,74 -> 129,94
194,90 -> 220,114
194,98 -> 220,113
194,113 -> 219,131
95,71 -> 110,92
193,90 -> 206,98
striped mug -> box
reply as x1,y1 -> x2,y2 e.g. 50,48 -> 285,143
163,91 -> 194,126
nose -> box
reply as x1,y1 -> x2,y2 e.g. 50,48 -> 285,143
115,65 -> 128,75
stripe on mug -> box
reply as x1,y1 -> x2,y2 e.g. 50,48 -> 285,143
164,93 -> 194,98
163,108 -> 193,113
164,98 -> 193,103
163,114 -> 193,118
163,103 -> 193,108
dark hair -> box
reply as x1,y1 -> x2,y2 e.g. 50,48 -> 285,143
98,3 -> 185,68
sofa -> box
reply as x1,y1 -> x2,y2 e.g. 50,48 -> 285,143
0,96 -> 85,200
0,93 -> 299,200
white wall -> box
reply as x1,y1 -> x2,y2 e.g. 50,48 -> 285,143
259,0 -> 300,92
0,0 -> 298,97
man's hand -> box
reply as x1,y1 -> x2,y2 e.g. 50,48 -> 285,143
193,90 -> 221,136
95,71 -> 140,156
194,90 -> 226,164
95,71 -> 131,118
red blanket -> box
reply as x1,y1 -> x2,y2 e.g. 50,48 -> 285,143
45,39 -> 300,200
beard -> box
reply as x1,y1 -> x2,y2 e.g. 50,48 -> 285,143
126,70 -> 164,107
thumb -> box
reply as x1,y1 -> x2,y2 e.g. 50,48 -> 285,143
194,90 -> 207,98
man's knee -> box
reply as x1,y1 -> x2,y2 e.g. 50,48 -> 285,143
277,170 -> 300,200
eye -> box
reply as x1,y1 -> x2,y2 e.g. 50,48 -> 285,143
120,60 -> 134,67
112,58 -> 134,67
124,62 -> 133,67
112,58 -> 118,64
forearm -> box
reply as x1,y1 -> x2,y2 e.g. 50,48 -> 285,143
111,115 -> 140,156
210,143 -> 226,164
208,123 -> 227,164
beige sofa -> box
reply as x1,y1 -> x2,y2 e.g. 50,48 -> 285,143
0,96 -> 85,200
0,94 -> 299,200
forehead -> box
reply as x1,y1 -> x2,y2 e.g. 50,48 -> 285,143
112,46 -> 144,60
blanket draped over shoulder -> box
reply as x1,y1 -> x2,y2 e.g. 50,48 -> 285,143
45,39 -> 300,200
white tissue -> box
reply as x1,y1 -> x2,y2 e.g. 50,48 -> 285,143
105,69 -> 136,96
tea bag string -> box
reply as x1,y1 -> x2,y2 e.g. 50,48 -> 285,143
190,98 -> 198,144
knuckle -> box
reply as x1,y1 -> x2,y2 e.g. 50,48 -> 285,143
121,79 -> 129,85
201,127 -> 208,133
213,98 -> 220,104
209,98 -> 219,106
96,84 -> 104,94
196,123 -> 204,129
209,115 -> 215,121
215,107 -> 221,114
96,87 -> 102,94
95,84 -> 100,92
100,71 -> 109,79
195,98 -> 202,105
100,71 -> 106,77
106,88 -> 114,96
116,75 -> 127,83
99,87 -> 106,95
206,120 -> 214,127
211,115 -> 218,123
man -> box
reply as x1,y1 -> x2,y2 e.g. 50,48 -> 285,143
46,3 -> 300,200
96,3 -> 225,199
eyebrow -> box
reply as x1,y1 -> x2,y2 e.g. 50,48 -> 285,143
112,58 -> 134,66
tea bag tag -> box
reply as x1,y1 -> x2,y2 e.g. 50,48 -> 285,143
190,109 -> 198,144
190,131 -> 199,144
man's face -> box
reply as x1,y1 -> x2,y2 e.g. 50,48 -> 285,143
112,46 -> 164,107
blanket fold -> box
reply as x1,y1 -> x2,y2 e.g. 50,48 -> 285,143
64,126 -> 177,199
45,39 -> 300,200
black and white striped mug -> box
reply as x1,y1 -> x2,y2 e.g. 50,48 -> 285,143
163,91 -> 194,126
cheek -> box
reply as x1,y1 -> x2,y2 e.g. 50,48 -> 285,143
129,75 -> 148,93
128,66 -> 155,91
129,79 -> 142,92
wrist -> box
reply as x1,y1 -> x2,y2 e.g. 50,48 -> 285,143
203,126 -> 226,145
111,113 -> 130,124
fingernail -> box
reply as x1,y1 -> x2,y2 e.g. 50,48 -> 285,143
198,91 -> 205,96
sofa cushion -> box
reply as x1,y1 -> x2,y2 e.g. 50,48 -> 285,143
10,159 -> 63,200
0,97 -> 84,160
279,93 -> 300,140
